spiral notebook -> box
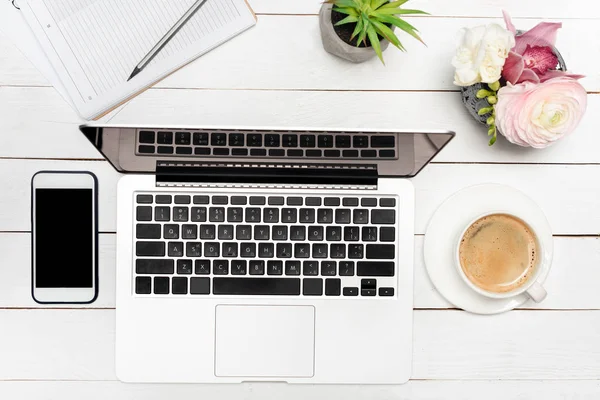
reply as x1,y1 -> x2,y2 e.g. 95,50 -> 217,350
20,0 -> 256,120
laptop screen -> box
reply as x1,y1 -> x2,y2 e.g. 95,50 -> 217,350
80,125 -> 454,180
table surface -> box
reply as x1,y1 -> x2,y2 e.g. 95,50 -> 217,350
1,0 -> 599,398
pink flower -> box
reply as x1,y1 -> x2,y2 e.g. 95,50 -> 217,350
501,11 -> 585,84
495,77 -> 587,148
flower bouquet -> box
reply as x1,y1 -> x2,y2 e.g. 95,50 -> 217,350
452,12 -> 587,147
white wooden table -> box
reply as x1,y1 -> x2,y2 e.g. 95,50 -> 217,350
1,1 -> 600,398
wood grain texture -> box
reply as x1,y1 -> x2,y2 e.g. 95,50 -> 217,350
1,159 -> 598,235
1,309 -> 599,380
2,233 -> 599,310
1,380 -> 599,400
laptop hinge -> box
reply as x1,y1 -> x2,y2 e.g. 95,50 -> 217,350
155,161 -> 378,190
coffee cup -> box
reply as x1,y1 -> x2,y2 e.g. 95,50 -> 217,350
455,212 -> 547,302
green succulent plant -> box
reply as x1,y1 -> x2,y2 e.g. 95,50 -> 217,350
326,0 -> 428,63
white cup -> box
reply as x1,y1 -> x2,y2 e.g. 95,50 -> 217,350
454,212 -> 547,303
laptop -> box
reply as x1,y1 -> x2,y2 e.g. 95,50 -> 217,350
80,124 -> 454,384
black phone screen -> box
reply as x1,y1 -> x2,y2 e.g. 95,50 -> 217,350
35,188 -> 94,288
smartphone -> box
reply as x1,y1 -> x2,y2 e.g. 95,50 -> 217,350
31,171 -> 98,304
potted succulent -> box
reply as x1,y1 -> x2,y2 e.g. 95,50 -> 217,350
319,0 -> 427,63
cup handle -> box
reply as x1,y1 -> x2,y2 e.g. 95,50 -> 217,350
526,281 -> 547,303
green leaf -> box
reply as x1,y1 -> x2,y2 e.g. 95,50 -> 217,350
488,135 -> 497,146
478,107 -> 493,116
356,14 -> 370,46
372,20 -> 403,50
330,0 -> 359,8
486,116 -> 495,125
350,16 -> 364,40
366,24 -> 384,64
372,14 -> 425,44
488,81 -> 501,91
334,6 -> 359,16
379,0 -> 410,9
476,89 -> 492,99
373,8 -> 428,15
334,15 -> 359,25
487,95 -> 498,105
371,0 -> 389,10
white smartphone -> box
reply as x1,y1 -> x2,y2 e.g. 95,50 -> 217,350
31,171 -> 98,304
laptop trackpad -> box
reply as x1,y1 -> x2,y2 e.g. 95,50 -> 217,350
215,305 -> 315,378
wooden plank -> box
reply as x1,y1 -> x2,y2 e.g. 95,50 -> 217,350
1,309 -> 599,380
1,159 -> 598,234
0,380 -> 599,400
249,0 -> 600,19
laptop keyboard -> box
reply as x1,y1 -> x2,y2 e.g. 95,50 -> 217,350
134,193 -> 398,297
136,129 -> 397,159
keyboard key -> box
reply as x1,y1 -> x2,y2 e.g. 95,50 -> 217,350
303,278 -> 323,296
361,278 -> 377,289
324,150 -> 340,157
339,261 -> 355,276
157,131 -> 173,144
231,260 -> 247,275
342,149 -> 359,158
175,132 -> 191,145
135,277 -> 151,294
379,287 -> 395,296
163,224 -> 179,239
263,208 -> 279,223
249,261 -> 265,275
326,226 -> 342,241
236,225 -> 252,240
172,277 -> 188,294
372,210 -> 396,224
317,209 -> 333,223
288,149 -> 303,157
379,150 -> 396,158
214,277 -> 301,295
259,243 -> 274,258
362,227 -> 378,242
325,278 -> 341,296
361,289 -> 376,297
139,131 -> 155,144
306,150 -> 321,157
212,196 -> 228,205
321,261 -> 336,276
324,197 -> 340,206
380,227 -> 396,242
177,259 -> 192,275
157,146 -> 174,154
357,261 -> 395,276
136,206 -> 152,221
193,195 -> 209,204
213,260 -> 229,275
250,149 -> 267,156
231,196 -> 247,205
282,134 -> 298,147
335,135 -> 351,148
335,209 -> 351,224
229,133 -> 244,146
246,208 -> 261,222
317,135 -> 334,148
136,242 -> 165,257
295,243 -> 310,258
247,133 -> 262,147
268,196 -> 284,205
232,148 -> 248,156
366,244 -> 395,259
330,243 -> 346,258
186,242 -> 202,257
174,195 -> 191,204
173,207 -> 188,222
222,242 -> 238,257
343,197 -> 359,207
267,261 -> 283,275
349,244 -> 364,259
168,242 -> 183,257
241,243 -> 256,257
195,260 -> 210,275
190,277 -> 210,294
254,225 -> 269,240
343,287 -> 358,296
285,261 -> 301,276
211,133 -> 227,146
313,244 -> 328,258
195,147 -> 210,155
290,226 -> 306,241
265,134 -> 280,147
300,208 -> 315,223
282,208 -> 297,223
154,207 -> 170,221
154,277 -> 169,294
276,243 -> 292,258
193,132 -> 209,146
136,259 -> 174,274
300,134 -> 316,148
353,209 -> 369,224
139,145 -> 155,154
308,226 -> 324,241
136,194 -> 153,204
213,148 -> 229,156
204,242 -> 220,257
344,226 -> 360,241
361,198 -> 377,207
269,149 -> 285,157
249,196 -> 266,205
371,136 -> 395,148
136,224 -> 160,239
209,207 -> 225,222
353,135 -> 368,148
200,224 -> 216,239
272,226 -> 288,240
361,150 -> 377,158
191,207 -> 207,222
303,261 -> 319,276
227,208 -> 243,222
287,197 -> 303,206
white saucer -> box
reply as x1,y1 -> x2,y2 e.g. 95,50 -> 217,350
423,184 -> 554,314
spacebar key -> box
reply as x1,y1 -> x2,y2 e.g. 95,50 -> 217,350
213,278 -> 301,295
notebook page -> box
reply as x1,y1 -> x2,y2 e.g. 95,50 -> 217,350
21,0 -> 256,118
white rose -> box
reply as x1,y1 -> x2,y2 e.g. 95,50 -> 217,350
452,23 -> 515,86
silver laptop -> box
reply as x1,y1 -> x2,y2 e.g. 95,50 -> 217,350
80,124 -> 454,384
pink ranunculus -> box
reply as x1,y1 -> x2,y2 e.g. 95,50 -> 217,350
495,77 -> 587,148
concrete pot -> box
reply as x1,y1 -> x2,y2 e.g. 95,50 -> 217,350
319,3 -> 390,63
